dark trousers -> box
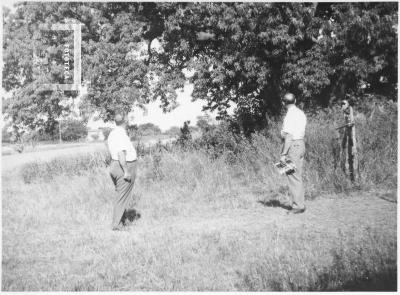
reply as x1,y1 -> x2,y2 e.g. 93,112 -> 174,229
286,140 -> 305,209
109,160 -> 138,228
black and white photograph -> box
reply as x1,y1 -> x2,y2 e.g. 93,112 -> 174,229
1,1 -> 398,291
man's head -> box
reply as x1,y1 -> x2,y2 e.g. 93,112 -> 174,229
281,93 -> 296,108
114,111 -> 127,126
340,99 -> 350,112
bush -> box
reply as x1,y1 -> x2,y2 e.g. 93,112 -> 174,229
18,96 -> 397,196
90,133 -> 99,141
190,96 -> 397,195
138,123 -> 162,136
2,126 -> 12,143
164,126 -> 180,137
176,121 -> 192,148
60,119 -> 88,141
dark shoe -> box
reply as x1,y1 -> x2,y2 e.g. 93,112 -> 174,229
112,225 -> 129,231
126,209 -> 141,222
287,207 -> 306,214
122,220 -> 134,227
285,204 -> 293,211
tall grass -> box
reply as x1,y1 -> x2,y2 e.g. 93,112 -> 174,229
4,99 -> 396,291
20,151 -> 110,183
20,99 -> 397,202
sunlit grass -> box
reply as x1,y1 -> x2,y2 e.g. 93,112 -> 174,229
2,102 -> 397,291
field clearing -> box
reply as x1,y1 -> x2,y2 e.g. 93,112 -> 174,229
2,151 -> 397,291
2,103 -> 397,291
1,142 -> 107,171
1,136 -> 175,171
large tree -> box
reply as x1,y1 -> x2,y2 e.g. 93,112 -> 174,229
147,2 -> 397,134
3,2 -> 154,129
3,2 -> 397,135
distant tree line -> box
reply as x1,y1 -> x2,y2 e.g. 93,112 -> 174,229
2,119 -> 88,144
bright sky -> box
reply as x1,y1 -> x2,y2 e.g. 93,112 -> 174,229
88,83 -> 217,132
1,1 -> 227,131
130,83 -> 215,131
2,0 -> 18,11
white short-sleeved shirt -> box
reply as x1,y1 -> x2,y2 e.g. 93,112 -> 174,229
107,126 -> 137,161
281,105 -> 307,140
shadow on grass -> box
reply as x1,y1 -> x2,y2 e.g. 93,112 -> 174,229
257,199 -> 292,211
264,270 -> 397,291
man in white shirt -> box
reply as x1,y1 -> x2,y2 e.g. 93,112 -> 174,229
280,93 -> 307,214
107,112 -> 139,230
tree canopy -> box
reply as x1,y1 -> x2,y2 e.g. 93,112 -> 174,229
3,2 -> 397,135
137,123 -> 162,136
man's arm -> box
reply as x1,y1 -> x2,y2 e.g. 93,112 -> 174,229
117,150 -> 131,181
280,132 -> 293,163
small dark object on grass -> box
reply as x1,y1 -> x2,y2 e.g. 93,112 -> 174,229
122,209 -> 141,226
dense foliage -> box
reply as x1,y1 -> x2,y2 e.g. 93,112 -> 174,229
164,126 -> 180,137
176,120 -> 192,147
2,124 -> 12,143
3,2 -> 397,135
152,2 -> 397,133
137,123 -> 162,136
60,119 -> 88,141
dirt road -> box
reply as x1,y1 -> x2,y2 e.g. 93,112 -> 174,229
2,138 -> 176,172
1,142 -> 106,172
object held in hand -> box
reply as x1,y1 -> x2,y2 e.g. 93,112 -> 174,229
274,160 -> 296,175
335,122 -> 354,130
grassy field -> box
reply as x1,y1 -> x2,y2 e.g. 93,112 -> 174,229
2,101 -> 397,291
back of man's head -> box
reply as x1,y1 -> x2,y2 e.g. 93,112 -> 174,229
114,112 -> 126,126
282,93 -> 296,105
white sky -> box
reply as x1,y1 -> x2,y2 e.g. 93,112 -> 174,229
131,83 -> 215,131
87,83 -> 216,131
1,1 -> 227,131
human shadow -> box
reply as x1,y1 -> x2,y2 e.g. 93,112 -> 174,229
258,199 -> 292,210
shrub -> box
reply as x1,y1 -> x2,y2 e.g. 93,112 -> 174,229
60,119 -> 88,141
91,133 -> 99,141
2,125 -> 12,143
138,123 -> 162,136
176,121 -> 192,148
164,126 -> 180,137
18,96 -> 397,196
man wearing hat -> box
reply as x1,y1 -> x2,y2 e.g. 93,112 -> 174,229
280,93 -> 307,214
107,111 -> 140,230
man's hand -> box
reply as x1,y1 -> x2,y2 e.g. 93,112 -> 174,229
123,171 -> 132,182
280,155 -> 287,163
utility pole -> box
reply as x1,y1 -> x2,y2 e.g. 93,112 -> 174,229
59,119 -> 62,144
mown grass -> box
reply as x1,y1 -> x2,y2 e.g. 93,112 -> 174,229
2,100 -> 397,291
2,165 -> 396,290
